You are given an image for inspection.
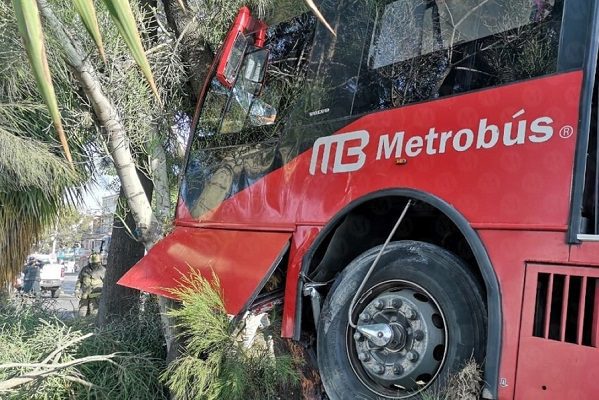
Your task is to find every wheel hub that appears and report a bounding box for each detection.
[356,323,394,347]
[351,287,446,395]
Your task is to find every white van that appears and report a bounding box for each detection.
[39,263,64,298]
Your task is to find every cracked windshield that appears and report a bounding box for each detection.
[182,13,315,218]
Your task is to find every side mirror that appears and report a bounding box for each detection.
[216,7,267,88]
[216,7,251,87]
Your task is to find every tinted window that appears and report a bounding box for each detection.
[370,0,544,68]
[354,0,562,112]
[297,0,371,123]
[296,0,562,120]
[582,69,598,234]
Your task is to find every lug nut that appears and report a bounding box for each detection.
[374,364,385,374]
[374,299,384,310]
[405,308,417,320]
[393,364,404,375]
[391,298,403,309]
[407,351,419,362]
[413,330,424,341]
[359,312,371,322]
[358,352,370,362]
[353,331,362,341]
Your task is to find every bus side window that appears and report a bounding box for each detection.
[297,0,371,124]
[352,0,562,115]
[194,80,229,140]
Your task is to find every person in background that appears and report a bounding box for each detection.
[75,253,106,317]
[22,257,41,297]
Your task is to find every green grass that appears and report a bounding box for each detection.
[1,274,302,399]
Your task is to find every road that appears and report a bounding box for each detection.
[55,273,79,316]
[20,273,80,318]
[15,273,101,319]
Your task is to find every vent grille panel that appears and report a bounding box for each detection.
[532,273,598,347]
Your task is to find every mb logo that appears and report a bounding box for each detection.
[309,130,369,175]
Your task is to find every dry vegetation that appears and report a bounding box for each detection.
[422,358,483,400]
[0,296,166,399]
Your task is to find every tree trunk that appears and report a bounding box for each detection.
[161,0,214,100]
[97,170,153,325]
[158,0,216,362]
[150,140,171,228]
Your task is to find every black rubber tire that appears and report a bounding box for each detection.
[51,289,61,298]
[317,240,487,400]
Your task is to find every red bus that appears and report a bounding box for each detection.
[120,1,599,398]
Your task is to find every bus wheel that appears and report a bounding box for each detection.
[317,241,486,399]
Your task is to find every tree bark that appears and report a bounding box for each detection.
[97,170,153,325]
[150,141,171,228]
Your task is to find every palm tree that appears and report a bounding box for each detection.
[0,0,177,289]
[0,131,79,288]
[2,0,186,356]
[0,0,87,286]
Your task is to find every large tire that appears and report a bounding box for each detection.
[317,241,486,400]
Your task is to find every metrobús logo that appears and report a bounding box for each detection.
[309,109,572,176]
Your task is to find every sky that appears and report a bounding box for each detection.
[81,174,118,214]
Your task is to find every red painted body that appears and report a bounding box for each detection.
[120,69,599,399]
[516,262,599,398]
[179,72,583,229]
[118,227,290,315]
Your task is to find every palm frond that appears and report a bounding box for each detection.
[73,0,107,63]
[0,126,76,192]
[0,189,64,286]
[0,124,80,287]
[12,0,73,165]
[102,0,160,100]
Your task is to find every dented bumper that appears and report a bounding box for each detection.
[118,227,290,315]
